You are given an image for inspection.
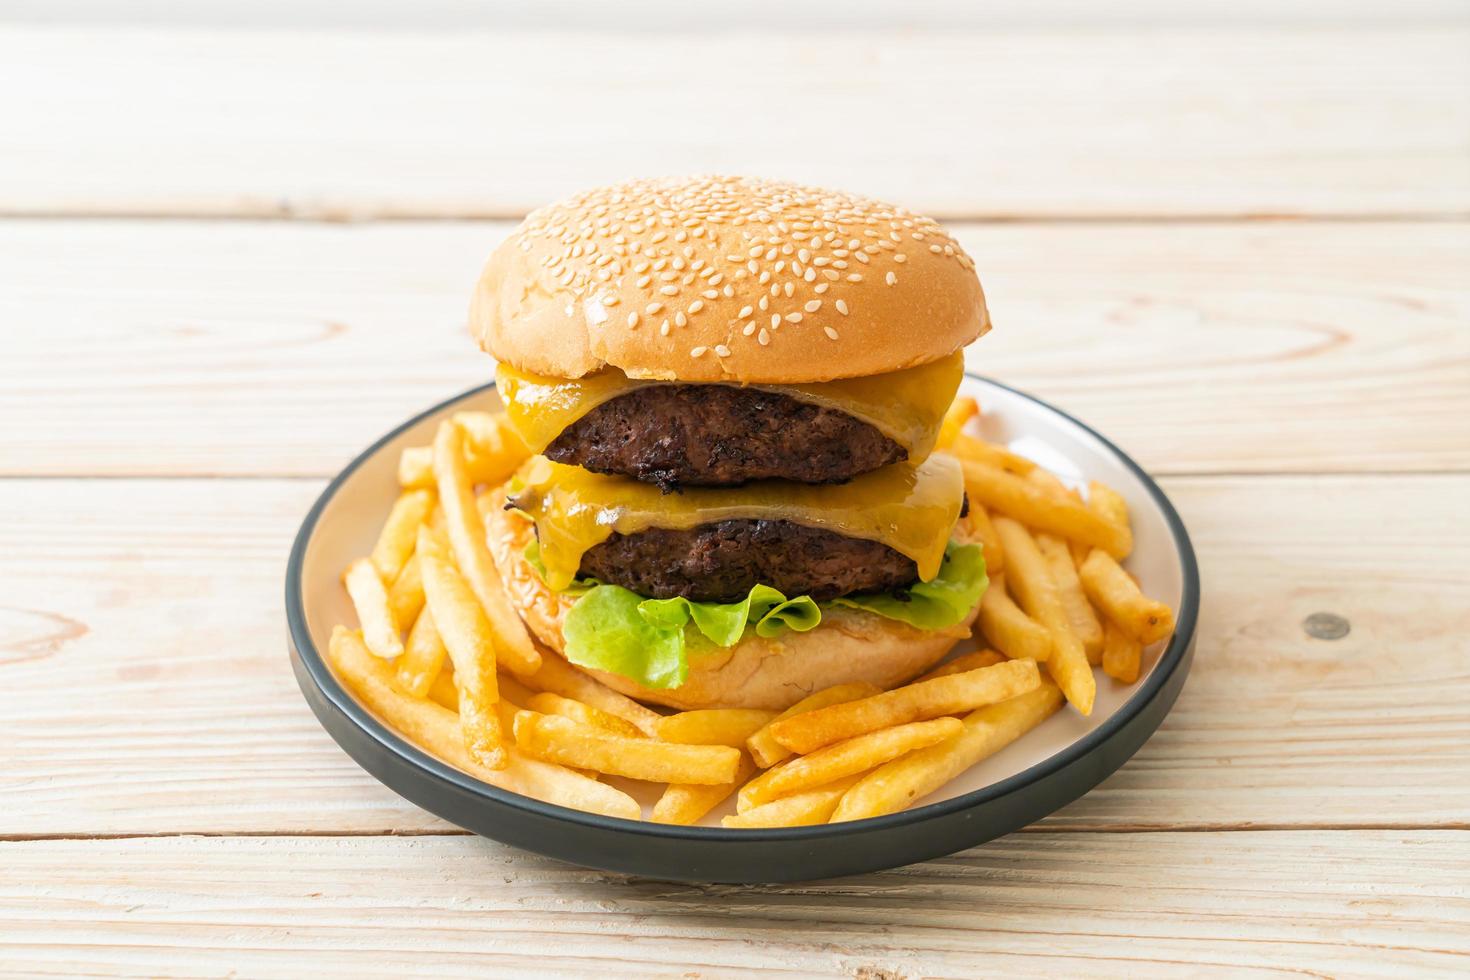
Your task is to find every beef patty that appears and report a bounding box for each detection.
[544,384,905,489]
[576,519,919,603]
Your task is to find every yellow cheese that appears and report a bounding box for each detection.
[511,454,965,591]
[495,352,964,460]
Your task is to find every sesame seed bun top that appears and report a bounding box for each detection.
[470,175,990,383]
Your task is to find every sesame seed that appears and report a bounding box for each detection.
[742,321,756,336]
[758,328,771,345]
[627,312,640,328]
[893,253,907,263]
[848,273,864,282]
[738,305,753,318]
[646,302,663,315]
[660,320,671,336]
[759,295,770,311]
[690,346,707,357]
[783,282,794,297]
[675,311,688,327]
[785,312,802,323]
[835,299,849,315]
[824,326,840,340]
[814,282,830,294]
[714,344,731,357]
[660,285,679,296]
[688,300,705,313]
[886,271,898,286]
[636,275,652,288]
[929,244,943,254]
[805,300,822,313]
[770,313,781,328]
[703,289,719,300]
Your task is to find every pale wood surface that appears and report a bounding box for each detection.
[3,18,1468,977]
[0,27,1466,220]
[3,832,1468,978]
[3,219,1467,477]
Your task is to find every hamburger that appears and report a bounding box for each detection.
[473,176,992,711]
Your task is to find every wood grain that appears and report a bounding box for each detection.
[3,474,1466,837]
[2,219,1466,478]
[1,832,1466,977]
[0,27,1465,220]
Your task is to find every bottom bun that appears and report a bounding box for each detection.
[485,487,980,711]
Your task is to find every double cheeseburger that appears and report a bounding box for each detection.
[474,176,992,711]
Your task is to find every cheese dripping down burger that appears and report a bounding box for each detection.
[474,176,992,710]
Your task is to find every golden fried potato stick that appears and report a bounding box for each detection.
[432,420,540,675]
[328,627,637,819]
[744,682,883,769]
[1036,532,1105,664]
[652,752,758,826]
[419,554,506,769]
[936,396,979,450]
[395,604,448,698]
[832,681,1065,822]
[958,458,1130,559]
[513,711,741,784]
[1102,621,1142,683]
[768,659,1040,755]
[950,433,1037,476]
[656,709,777,748]
[398,445,435,490]
[977,580,1053,663]
[387,554,426,628]
[722,774,863,828]
[739,717,963,812]
[527,692,647,739]
[370,488,436,582]
[913,649,1008,684]
[967,501,1005,577]
[341,558,403,659]
[1079,549,1175,645]
[520,650,665,736]
[992,518,1095,716]
[452,410,532,488]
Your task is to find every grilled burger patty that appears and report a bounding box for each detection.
[576,519,919,603]
[543,384,905,489]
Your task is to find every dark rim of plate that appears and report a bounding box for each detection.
[286,373,1201,841]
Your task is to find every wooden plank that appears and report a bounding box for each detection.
[2,219,1466,477]
[2,474,1466,836]
[0,27,1465,219]
[1,832,1466,977]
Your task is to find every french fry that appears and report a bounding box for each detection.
[913,649,1008,684]
[721,774,863,828]
[398,445,435,490]
[341,558,403,659]
[1102,621,1142,683]
[1079,549,1175,645]
[992,518,1095,716]
[396,605,448,698]
[521,651,664,736]
[1025,467,1074,500]
[528,692,646,739]
[1036,533,1105,664]
[936,396,979,450]
[656,709,776,748]
[513,711,741,784]
[958,458,1130,558]
[414,523,451,564]
[652,752,758,826]
[369,489,436,582]
[427,663,458,711]
[968,502,1005,577]
[419,554,505,769]
[744,682,883,769]
[768,659,1040,755]
[739,717,963,811]
[327,627,637,819]
[978,580,1053,662]
[951,433,1036,475]
[387,554,426,627]
[832,681,1065,822]
[432,420,540,675]
[1087,480,1133,559]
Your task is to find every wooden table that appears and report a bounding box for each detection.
[3,19,1468,977]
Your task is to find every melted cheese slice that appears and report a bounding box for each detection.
[496,352,964,460]
[512,454,965,591]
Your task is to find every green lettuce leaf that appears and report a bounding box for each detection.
[526,541,986,690]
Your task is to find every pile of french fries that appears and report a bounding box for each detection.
[327,397,1175,827]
